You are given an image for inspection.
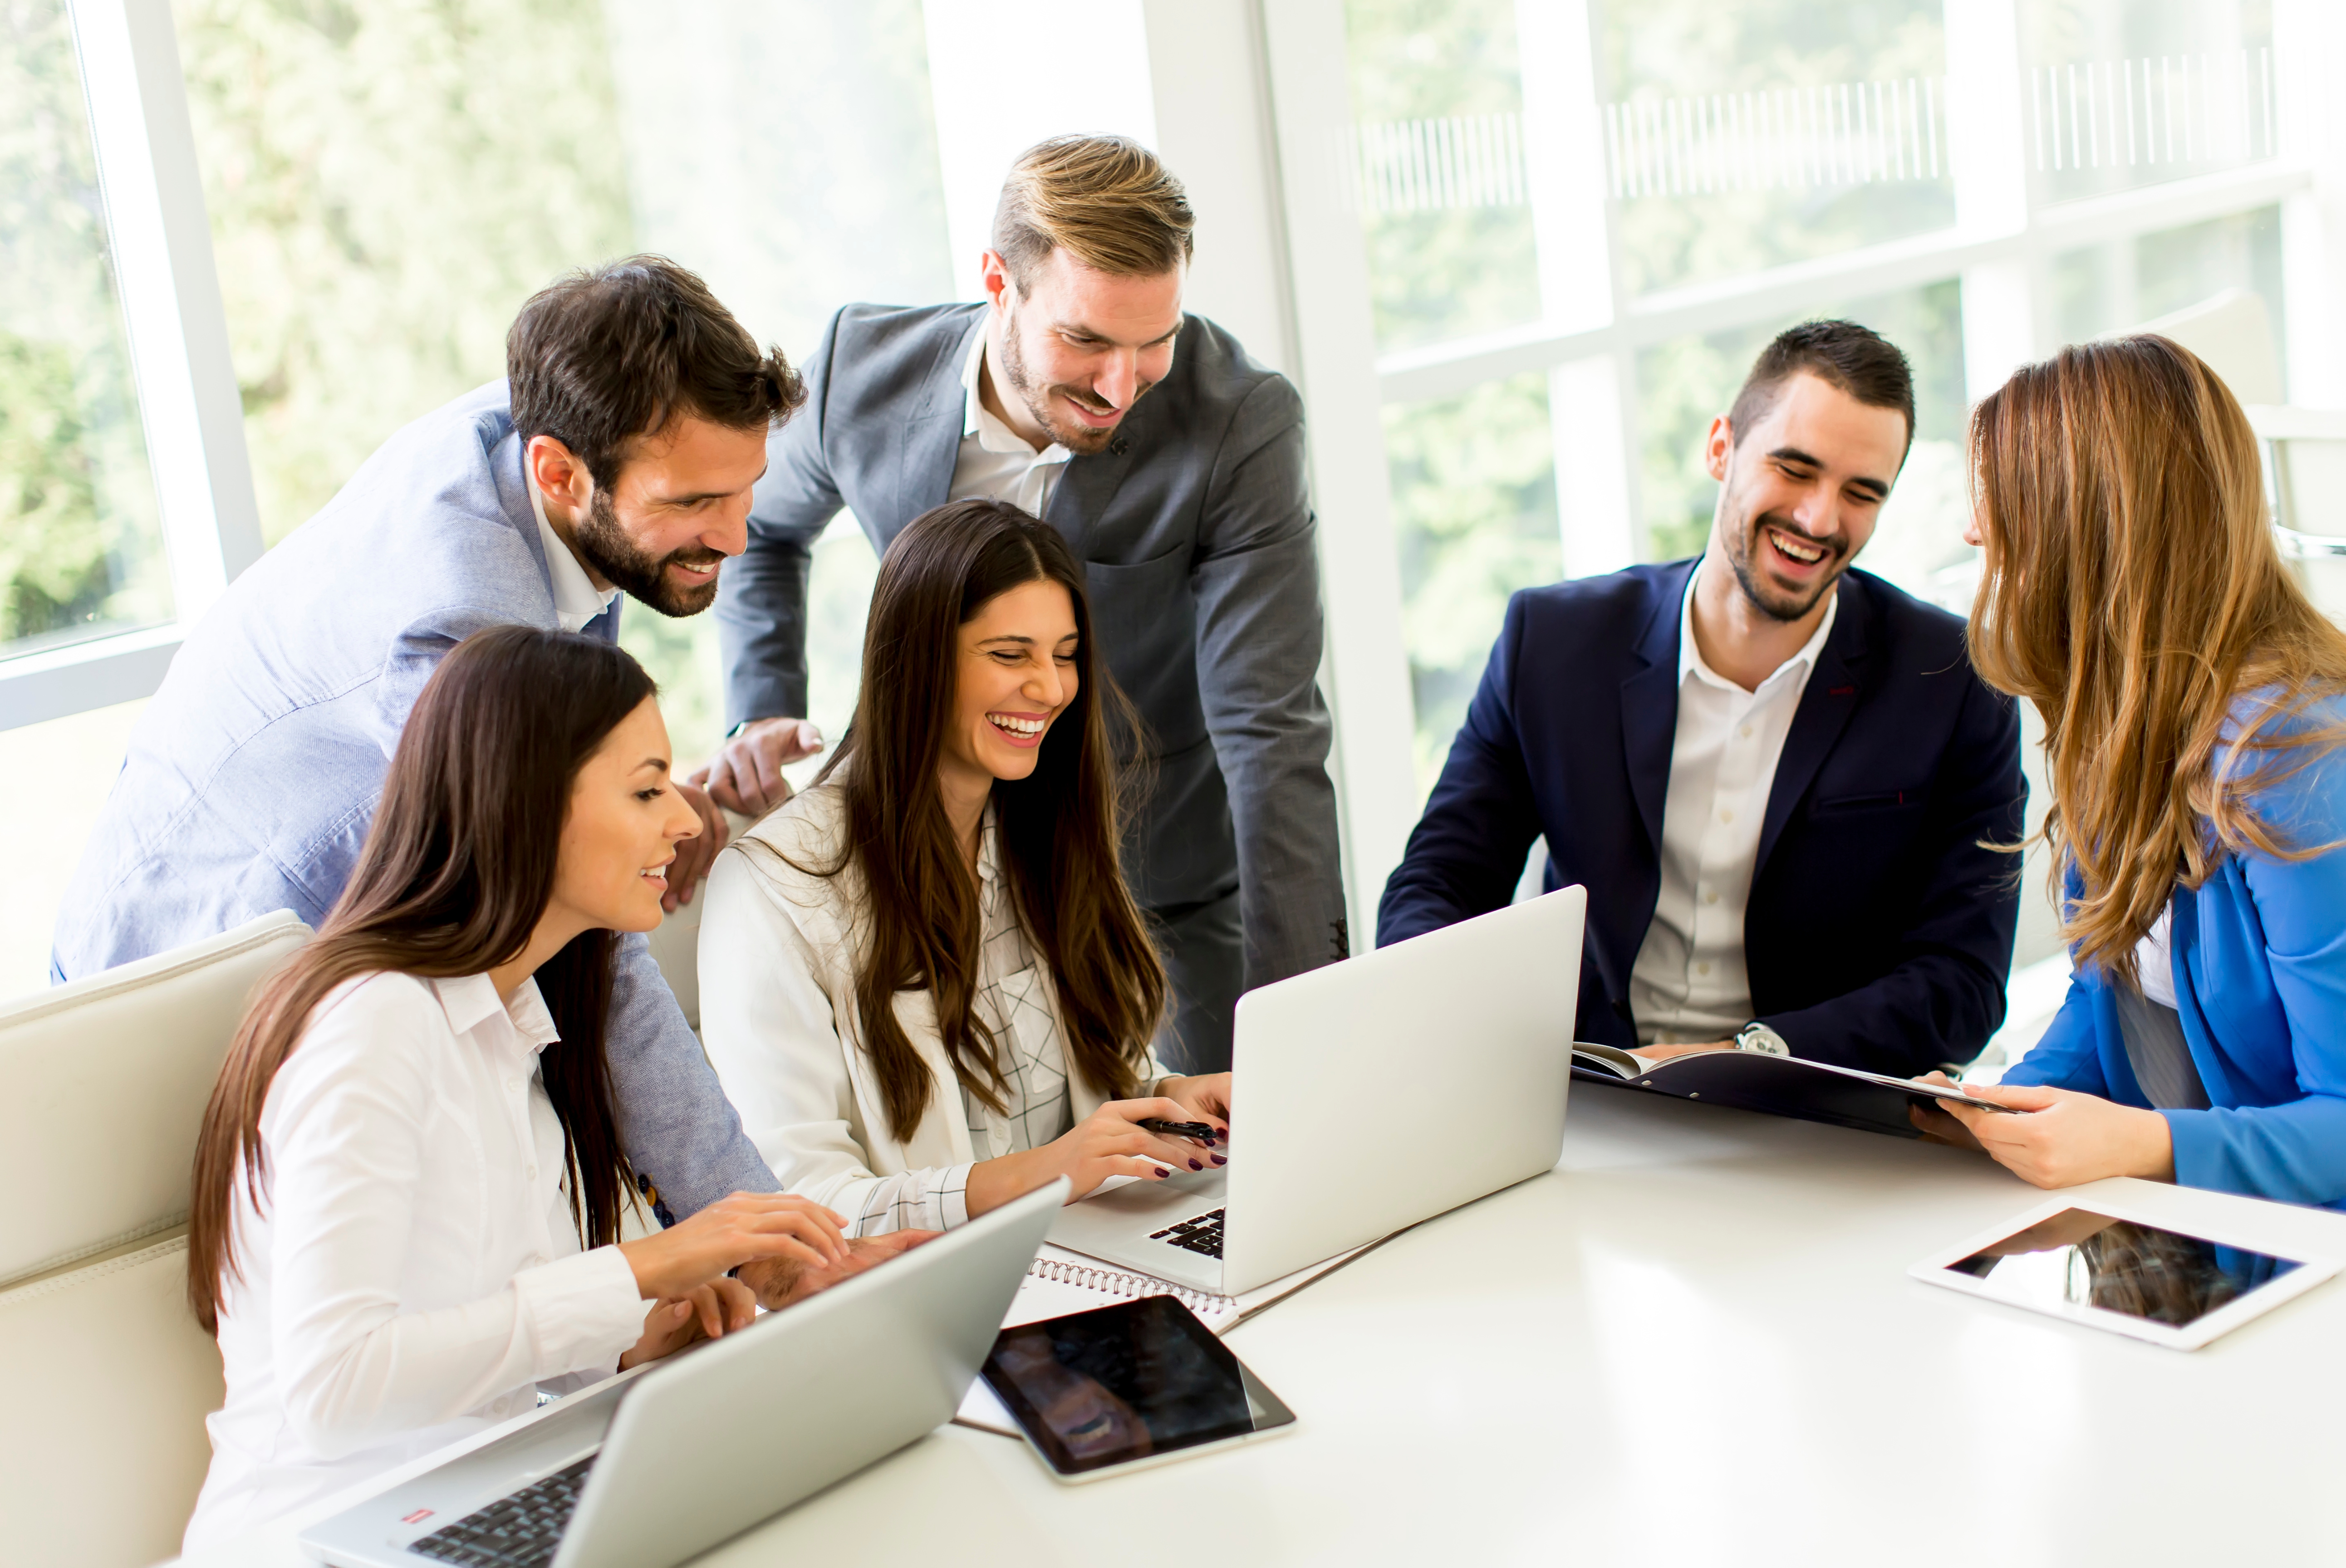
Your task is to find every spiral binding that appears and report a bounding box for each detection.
[1028,1255,1237,1320]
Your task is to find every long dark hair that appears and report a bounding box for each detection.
[188,626,656,1332]
[785,498,1167,1141]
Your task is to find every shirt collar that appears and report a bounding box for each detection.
[975,803,1002,905]
[527,475,623,633]
[431,972,563,1054]
[1677,558,1840,695]
[961,326,1073,467]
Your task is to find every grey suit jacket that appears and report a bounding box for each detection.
[717,302,1348,990]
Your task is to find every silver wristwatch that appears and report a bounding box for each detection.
[1735,1022,1790,1057]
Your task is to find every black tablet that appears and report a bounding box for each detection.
[979,1295,1298,1480]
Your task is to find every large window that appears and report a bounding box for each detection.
[172,0,951,767]
[5,0,2341,993]
[1299,0,2318,935]
[2,0,169,660]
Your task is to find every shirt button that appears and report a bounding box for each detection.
[1718,808,1734,824]
[508,1078,523,1093]
[1704,891,1720,905]
[1697,961,1713,976]
[525,1165,538,1181]
[530,1254,547,1267]
[1740,725,1754,739]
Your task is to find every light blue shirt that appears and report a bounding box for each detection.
[51,381,776,1218]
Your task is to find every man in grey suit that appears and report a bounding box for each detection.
[702,137,1347,1072]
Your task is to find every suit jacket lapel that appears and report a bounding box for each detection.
[1618,561,1692,859]
[890,314,984,534]
[1756,576,1873,875]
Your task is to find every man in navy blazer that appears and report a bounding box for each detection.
[1379,322,2023,1077]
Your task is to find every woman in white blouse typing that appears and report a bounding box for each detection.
[181,626,855,1549]
[699,499,1232,1235]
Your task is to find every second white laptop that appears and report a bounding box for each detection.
[1050,885,1585,1296]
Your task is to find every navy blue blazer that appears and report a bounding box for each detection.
[1378,561,2025,1077]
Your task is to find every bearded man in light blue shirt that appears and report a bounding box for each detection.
[53,258,853,1286]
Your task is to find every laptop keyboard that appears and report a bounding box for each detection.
[407,1456,594,1568]
[1150,1207,1226,1258]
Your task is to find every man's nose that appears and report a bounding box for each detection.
[708,494,753,557]
[1095,349,1139,410]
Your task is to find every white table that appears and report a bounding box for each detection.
[192,1084,2346,1567]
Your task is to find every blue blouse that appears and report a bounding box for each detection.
[2005,698,2346,1209]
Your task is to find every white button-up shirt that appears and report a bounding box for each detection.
[947,326,1073,518]
[183,971,649,1551]
[1629,564,1839,1045]
[528,477,622,632]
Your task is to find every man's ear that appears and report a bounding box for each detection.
[979,250,1016,314]
[1703,415,1735,483]
[526,434,593,512]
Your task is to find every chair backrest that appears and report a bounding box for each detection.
[2129,286,2286,406]
[2244,405,2346,628]
[0,911,311,1568]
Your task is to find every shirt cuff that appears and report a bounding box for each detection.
[933,1163,974,1230]
[514,1246,649,1376]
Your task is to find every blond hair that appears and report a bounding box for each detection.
[991,136,1194,284]
[1968,334,2346,984]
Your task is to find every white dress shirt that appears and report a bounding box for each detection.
[1629,564,1839,1045]
[183,971,649,1551]
[2137,902,2179,1009]
[698,783,1164,1237]
[947,326,1073,517]
[527,477,622,632]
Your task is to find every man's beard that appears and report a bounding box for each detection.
[571,489,725,617]
[997,309,1152,457]
[1721,500,1851,624]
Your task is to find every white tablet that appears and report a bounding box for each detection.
[1910,1193,2339,1350]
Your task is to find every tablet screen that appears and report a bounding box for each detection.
[980,1295,1295,1476]
[1942,1208,2306,1328]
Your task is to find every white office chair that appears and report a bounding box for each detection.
[0,911,311,1568]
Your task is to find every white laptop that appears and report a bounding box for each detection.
[1051,886,1585,1296]
[299,1178,1067,1568]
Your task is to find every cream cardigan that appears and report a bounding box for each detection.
[696,783,1162,1231]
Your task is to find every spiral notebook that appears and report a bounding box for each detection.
[952,1240,1374,1436]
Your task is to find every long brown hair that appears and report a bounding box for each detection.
[188,626,656,1332]
[1967,334,2346,983]
[777,498,1166,1141]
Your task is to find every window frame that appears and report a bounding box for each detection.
[0,0,259,730]
[1257,0,2346,940]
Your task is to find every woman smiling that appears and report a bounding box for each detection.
[698,499,1231,1235]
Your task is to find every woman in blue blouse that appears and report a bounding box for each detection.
[1916,334,2346,1208]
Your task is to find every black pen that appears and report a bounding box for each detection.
[1140,1117,1220,1142]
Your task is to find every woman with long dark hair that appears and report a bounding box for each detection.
[1916,336,2346,1205]
[182,626,851,1548]
[698,499,1230,1234]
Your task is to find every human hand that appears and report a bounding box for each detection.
[617,1191,848,1302]
[1156,1072,1233,1128]
[689,717,825,819]
[738,1230,938,1311]
[618,1277,758,1369]
[1907,1071,1986,1148]
[970,1098,1227,1213]
[1933,1081,2175,1188]
[658,779,727,913]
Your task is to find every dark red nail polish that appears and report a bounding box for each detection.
[1211,1155,1227,1165]
[1188,1158,1202,1170]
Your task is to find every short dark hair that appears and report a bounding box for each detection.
[506,255,805,490]
[1727,319,1915,452]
